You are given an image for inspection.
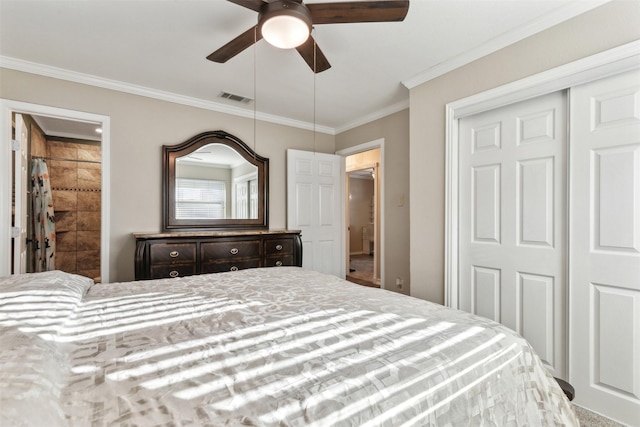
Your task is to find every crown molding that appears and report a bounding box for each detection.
[335,99,409,134]
[0,56,336,135]
[401,0,611,90]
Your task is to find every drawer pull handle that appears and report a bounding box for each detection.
[169,270,179,278]
[169,251,179,258]
[230,266,239,271]
[275,244,283,251]
[230,248,239,255]
[275,260,283,266]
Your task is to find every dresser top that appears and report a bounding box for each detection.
[134,229,301,239]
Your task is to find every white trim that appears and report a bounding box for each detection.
[0,105,12,276]
[444,105,459,308]
[0,56,335,136]
[402,0,611,90]
[444,40,640,310]
[0,99,111,283]
[336,138,385,289]
[337,138,384,156]
[335,100,409,134]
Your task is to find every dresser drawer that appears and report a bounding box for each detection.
[264,238,294,256]
[135,231,302,281]
[201,240,260,260]
[264,254,294,267]
[150,263,197,279]
[201,258,261,274]
[150,243,196,264]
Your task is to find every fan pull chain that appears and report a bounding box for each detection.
[253,25,257,159]
[313,31,317,155]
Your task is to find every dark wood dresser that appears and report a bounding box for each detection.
[134,230,302,280]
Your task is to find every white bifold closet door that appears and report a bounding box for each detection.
[458,91,568,378]
[569,69,640,424]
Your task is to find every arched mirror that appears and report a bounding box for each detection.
[163,131,268,231]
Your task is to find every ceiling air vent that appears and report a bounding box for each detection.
[218,91,253,104]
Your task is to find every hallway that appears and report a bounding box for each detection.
[346,254,378,288]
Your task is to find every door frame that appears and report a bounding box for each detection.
[337,138,385,288]
[0,99,111,282]
[445,40,640,309]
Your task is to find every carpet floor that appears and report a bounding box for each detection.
[573,405,625,426]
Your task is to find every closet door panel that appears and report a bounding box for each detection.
[594,146,639,251]
[472,266,501,322]
[570,69,640,426]
[519,272,554,367]
[459,91,567,377]
[594,285,639,395]
[472,164,501,243]
[518,157,555,246]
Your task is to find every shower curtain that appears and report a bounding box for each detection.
[31,159,56,271]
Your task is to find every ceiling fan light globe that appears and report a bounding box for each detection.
[262,15,310,49]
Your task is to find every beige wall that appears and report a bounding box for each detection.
[0,69,335,282]
[3,1,637,294]
[409,0,640,304]
[336,109,410,295]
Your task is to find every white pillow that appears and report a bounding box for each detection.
[0,271,94,332]
[0,270,93,297]
[0,271,91,426]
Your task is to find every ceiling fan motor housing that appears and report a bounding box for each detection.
[259,1,313,48]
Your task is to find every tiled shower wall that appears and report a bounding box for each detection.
[30,129,102,281]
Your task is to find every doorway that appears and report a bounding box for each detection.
[22,114,103,280]
[0,100,110,282]
[346,167,377,287]
[341,145,382,288]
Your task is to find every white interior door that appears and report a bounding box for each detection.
[287,149,345,278]
[13,114,28,274]
[569,69,640,425]
[458,91,567,378]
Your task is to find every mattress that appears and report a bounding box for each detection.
[0,268,578,426]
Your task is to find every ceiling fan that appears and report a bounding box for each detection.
[207,0,410,73]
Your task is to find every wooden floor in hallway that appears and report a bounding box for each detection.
[346,254,378,288]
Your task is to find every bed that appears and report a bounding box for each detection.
[0,268,578,426]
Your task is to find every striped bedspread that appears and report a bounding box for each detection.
[0,268,578,426]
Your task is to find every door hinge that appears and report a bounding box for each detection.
[11,227,20,238]
[11,139,20,151]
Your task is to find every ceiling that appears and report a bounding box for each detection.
[30,115,102,142]
[0,0,606,137]
[179,143,251,168]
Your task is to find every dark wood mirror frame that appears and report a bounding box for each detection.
[162,130,269,231]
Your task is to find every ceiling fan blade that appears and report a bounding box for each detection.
[226,0,266,12]
[296,36,331,73]
[207,26,263,63]
[307,1,409,24]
